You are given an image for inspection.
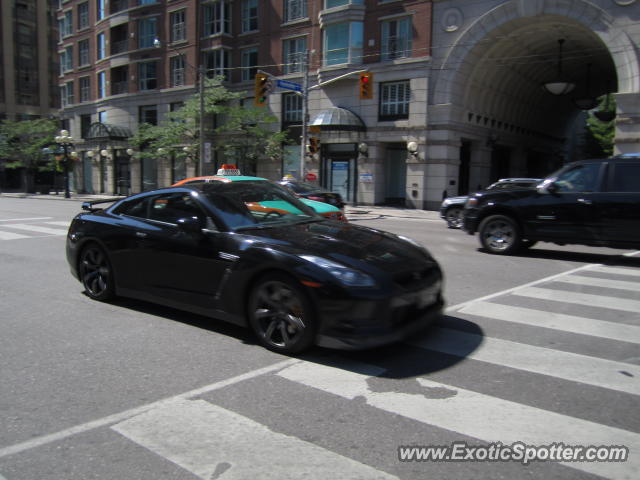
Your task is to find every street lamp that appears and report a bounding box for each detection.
[154,38,206,176]
[54,129,75,198]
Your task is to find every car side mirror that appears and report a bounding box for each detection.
[537,181,558,194]
[176,216,203,234]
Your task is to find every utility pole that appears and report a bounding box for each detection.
[300,50,309,180]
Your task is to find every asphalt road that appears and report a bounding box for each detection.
[1,196,638,480]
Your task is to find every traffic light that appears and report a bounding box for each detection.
[307,137,320,154]
[254,73,270,107]
[359,72,373,99]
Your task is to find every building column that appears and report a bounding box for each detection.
[614,92,640,155]
[92,157,101,194]
[469,145,492,191]
[423,141,462,210]
[130,156,141,194]
[356,142,383,206]
[104,155,115,195]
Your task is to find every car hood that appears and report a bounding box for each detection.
[240,221,437,274]
[470,188,539,204]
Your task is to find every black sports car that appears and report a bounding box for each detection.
[278,180,346,209]
[66,180,444,353]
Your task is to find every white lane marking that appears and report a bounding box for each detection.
[0,230,30,240]
[2,224,67,235]
[411,328,640,395]
[112,399,397,480]
[0,217,52,222]
[556,275,640,292]
[515,287,640,314]
[44,221,70,227]
[592,266,640,278]
[458,301,640,344]
[0,359,298,459]
[446,251,640,313]
[278,361,640,480]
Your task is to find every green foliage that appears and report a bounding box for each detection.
[0,118,58,171]
[129,75,290,170]
[585,94,615,157]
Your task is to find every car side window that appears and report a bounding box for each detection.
[148,193,207,225]
[113,197,149,218]
[555,164,601,193]
[610,164,640,192]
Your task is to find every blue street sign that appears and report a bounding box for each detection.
[276,79,303,92]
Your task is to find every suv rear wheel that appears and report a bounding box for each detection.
[479,215,522,255]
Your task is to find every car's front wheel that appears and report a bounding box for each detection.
[79,244,115,301]
[247,273,316,353]
[445,207,464,229]
[479,215,522,254]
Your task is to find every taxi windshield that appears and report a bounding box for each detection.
[199,180,321,230]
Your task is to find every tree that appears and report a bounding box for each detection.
[129,75,290,174]
[584,94,616,158]
[0,118,58,192]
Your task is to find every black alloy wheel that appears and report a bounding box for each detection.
[445,207,464,229]
[478,214,522,255]
[79,244,115,301]
[248,273,316,353]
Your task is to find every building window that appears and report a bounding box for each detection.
[97,32,105,60]
[203,49,230,80]
[241,47,257,81]
[97,71,106,98]
[170,10,186,42]
[78,2,89,29]
[96,0,105,21]
[138,18,157,49]
[325,0,363,8]
[323,22,363,66]
[111,66,128,94]
[241,0,258,33]
[284,0,307,22]
[283,36,306,74]
[138,61,157,90]
[61,81,74,107]
[381,17,412,60]
[170,102,184,112]
[170,56,185,87]
[139,105,158,125]
[282,92,302,124]
[139,0,158,4]
[80,114,91,138]
[60,46,73,74]
[79,76,90,102]
[59,10,73,39]
[379,81,410,120]
[78,39,90,66]
[203,1,231,36]
[98,110,107,123]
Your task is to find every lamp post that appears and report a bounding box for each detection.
[54,129,75,198]
[154,38,205,176]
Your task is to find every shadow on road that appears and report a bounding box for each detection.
[478,247,640,266]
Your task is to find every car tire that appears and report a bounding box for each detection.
[478,215,522,255]
[79,243,115,301]
[445,207,464,229]
[247,273,316,354]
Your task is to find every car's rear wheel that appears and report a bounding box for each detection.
[79,244,115,301]
[479,215,522,255]
[445,207,464,229]
[248,273,316,353]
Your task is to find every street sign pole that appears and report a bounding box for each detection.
[300,50,309,181]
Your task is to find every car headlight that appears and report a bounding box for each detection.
[299,255,376,287]
[466,197,478,207]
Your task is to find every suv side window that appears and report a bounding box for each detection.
[555,163,601,193]
[610,163,640,192]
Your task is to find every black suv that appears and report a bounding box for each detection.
[463,154,640,254]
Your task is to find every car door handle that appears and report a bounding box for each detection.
[135,231,148,238]
[577,198,592,205]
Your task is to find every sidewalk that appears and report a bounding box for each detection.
[1,191,441,220]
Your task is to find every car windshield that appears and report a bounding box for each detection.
[487,179,540,190]
[282,181,322,194]
[199,180,321,230]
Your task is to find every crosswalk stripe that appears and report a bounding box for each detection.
[591,266,640,278]
[0,230,30,240]
[112,398,397,480]
[278,361,640,480]
[514,286,640,313]
[2,224,67,235]
[410,328,640,395]
[0,217,52,222]
[555,275,640,292]
[457,301,640,344]
[44,221,70,227]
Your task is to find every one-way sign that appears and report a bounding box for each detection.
[277,79,303,92]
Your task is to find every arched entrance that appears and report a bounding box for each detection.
[426,0,639,207]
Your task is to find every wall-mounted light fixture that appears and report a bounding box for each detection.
[358,142,368,156]
[407,141,418,157]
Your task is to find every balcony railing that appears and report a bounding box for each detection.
[111,40,129,55]
[111,81,128,95]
